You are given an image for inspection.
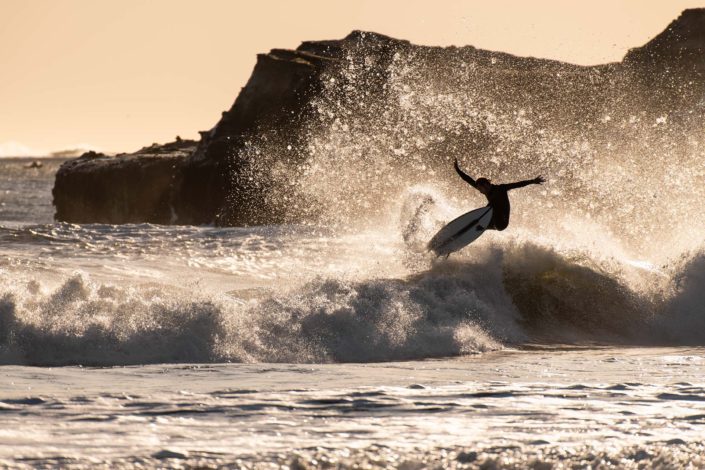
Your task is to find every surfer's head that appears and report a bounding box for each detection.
[476,178,491,194]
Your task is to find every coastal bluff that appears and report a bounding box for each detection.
[53,9,705,226]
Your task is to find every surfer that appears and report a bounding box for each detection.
[426,160,545,257]
[454,159,544,231]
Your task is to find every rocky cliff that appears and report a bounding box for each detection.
[53,9,705,227]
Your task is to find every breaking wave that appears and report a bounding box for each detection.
[3,231,705,366]
[0,266,508,366]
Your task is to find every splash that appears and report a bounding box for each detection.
[234,35,705,263]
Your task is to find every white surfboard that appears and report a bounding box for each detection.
[427,206,493,256]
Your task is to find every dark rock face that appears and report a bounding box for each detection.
[53,9,705,226]
[174,48,338,225]
[625,9,705,72]
[53,141,194,224]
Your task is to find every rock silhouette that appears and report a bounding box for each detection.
[53,9,705,226]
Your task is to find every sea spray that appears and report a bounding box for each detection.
[228,35,705,263]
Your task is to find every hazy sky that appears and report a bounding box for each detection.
[1,0,702,155]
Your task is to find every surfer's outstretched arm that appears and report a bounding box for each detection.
[454,159,477,188]
[501,176,545,191]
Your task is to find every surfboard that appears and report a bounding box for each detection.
[427,206,493,257]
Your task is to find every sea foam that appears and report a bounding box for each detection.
[3,232,705,366]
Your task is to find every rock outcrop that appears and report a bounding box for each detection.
[53,9,705,226]
[53,140,195,224]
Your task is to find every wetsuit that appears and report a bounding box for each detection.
[454,161,537,231]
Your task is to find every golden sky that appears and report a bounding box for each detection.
[0,0,702,155]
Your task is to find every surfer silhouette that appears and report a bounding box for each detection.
[427,160,545,257]
[453,159,545,231]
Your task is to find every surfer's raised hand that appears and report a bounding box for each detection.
[533,176,546,184]
[453,159,478,188]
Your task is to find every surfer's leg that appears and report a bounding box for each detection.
[494,220,509,231]
[489,215,508,231]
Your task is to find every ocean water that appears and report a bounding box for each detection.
[1,157,705,468]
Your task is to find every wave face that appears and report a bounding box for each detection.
[0,275,230,366]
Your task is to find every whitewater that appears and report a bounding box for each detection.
[1,156,705,468]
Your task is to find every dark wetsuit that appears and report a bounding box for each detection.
[454,161,537,231]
